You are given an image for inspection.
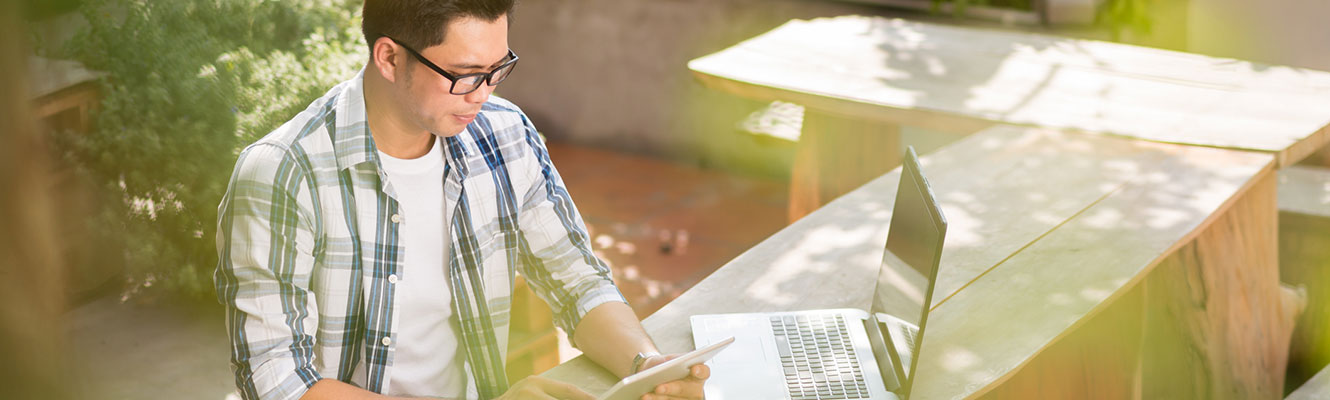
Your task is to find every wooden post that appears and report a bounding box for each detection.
[1138,174,1294,398]
[788,110,901,222]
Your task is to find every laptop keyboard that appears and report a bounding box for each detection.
[898,322,918,361]
[770,314,871,400]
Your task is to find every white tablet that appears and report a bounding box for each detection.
[597,336,735,400]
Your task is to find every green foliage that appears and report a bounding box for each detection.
[929,0,1036,17]
[57,0,365,300]
[1096,0,1153,39]
[925,0,1152,37]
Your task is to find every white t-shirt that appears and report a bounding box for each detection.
[376,137,468,398]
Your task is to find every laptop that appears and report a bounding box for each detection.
[691,146,947,400]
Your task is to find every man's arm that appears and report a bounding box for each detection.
[510,116,708,399]
[572,302,709,400]
[215,144,327,400]
[571,302,659,377]
[301,380,394,400]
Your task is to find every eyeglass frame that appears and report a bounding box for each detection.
[385,36,519,95]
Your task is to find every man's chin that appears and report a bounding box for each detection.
[432,124,468,138]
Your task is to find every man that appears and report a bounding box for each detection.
[214,1,708,399]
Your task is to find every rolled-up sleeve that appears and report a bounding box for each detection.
[512,118,626,340]
[214,143,323,400]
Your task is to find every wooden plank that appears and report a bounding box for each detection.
[977,283,1146,400]
[1288,366,1330,400]
[1139,175,1291,399]
[689,16,1330,167]
[544,125,1274,399]
[32,83,99,120]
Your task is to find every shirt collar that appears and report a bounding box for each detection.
[331,67,475,178]
[332,67,376,172]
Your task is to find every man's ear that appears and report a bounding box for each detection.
[371,36,401,84]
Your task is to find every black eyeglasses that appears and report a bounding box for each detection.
[387,36,518,95]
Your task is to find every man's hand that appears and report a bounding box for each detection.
[636,354,710,400]
[498,375,596,400]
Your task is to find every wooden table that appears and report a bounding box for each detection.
[688,16,1330,221]
[545,125,1298,398]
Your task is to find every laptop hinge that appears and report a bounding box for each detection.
[864,314,902,392]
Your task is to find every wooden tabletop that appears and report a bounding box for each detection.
[544,124,1273,398]
[688,16,1330,168]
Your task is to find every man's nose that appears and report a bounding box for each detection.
[464,83,494,104]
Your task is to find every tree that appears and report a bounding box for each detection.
[56,0,365,300]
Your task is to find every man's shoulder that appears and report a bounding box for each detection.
[232,80,350,185]
[250,82,345,154]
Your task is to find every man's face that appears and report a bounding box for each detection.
[396,15,510,137]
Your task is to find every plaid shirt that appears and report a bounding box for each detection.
[214,69,625,400]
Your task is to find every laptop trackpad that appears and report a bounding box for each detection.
[706,360,786,400]
[698,317,787,399]
[699,316,773,363]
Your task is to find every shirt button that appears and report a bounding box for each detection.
[382,336,392,346]
[391,214,402,223]
[388,274,398,284]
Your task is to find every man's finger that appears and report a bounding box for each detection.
[689,364,710,380]
[653,379,705,399]
[642,391,704,400]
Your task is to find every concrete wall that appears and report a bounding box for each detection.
[1188,0,1330,72]
[503,0,895,179]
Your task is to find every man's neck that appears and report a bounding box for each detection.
[363,65,436,160]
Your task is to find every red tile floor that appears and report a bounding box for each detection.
[546,141,790,318]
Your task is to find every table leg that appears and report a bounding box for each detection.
[788,111,901,222]
[1138,173,1296,398]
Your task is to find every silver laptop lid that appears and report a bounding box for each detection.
[868,146,947,399]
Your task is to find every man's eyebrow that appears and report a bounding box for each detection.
[446,54,508,71]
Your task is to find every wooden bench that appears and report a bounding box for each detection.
[506,276,568,381]
[545,124,1295,398]
[688,16,1330,221]
[1279,165,1330,388]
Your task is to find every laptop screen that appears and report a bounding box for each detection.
[868,147,947,397]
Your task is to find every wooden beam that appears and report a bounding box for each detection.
[979,283,1146,400]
